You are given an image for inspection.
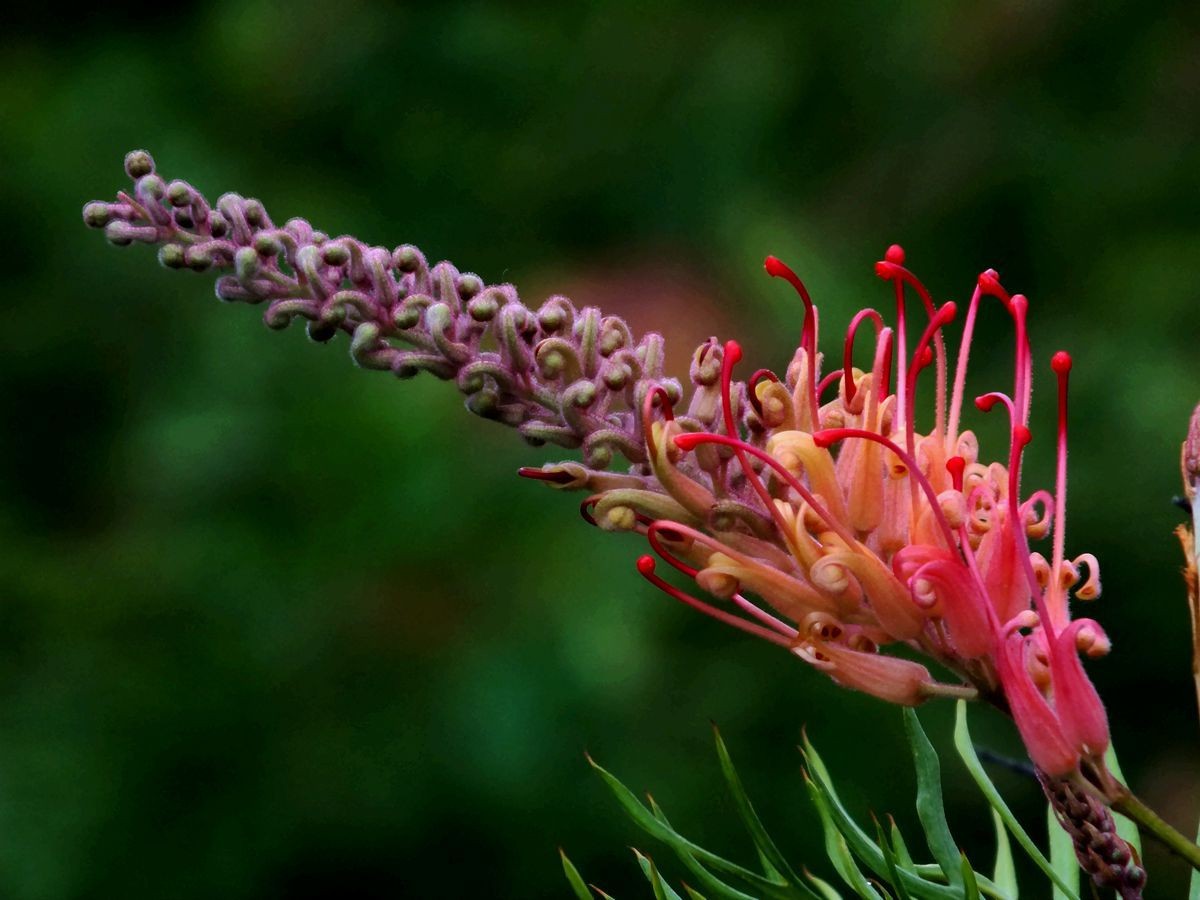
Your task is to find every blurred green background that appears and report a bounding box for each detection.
[3,2,1199,897]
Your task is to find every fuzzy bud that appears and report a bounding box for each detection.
[123,149,155,179]
[82,202,111,229]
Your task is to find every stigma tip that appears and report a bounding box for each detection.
[1051,351,1072,374]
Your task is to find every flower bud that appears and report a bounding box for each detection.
[166,180,192,207]
[82,202,111,228]
[457,273,483,300]
[157,243,186,269]
[393,244,423,273]
[123,149,155,179]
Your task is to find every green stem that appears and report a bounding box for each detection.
[1112,790,1200,872]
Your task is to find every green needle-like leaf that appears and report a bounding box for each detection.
[561,848,595,900]
[1047,803,1081,900]
[952,701,1079,900]
[902,709,963,889]
[889,819,915,869]
[960,854,982,900]
[805,775,883,900]
[647,796,769,900]
[990,809,1018,899]
[712,725,801,884]
[804,869,846,900]
[635,849,686,900]
[875,820,914,900]
[587,754,802,899]
[682,885,709,900]
[1102,742,1143,859]
[802,737,962,900]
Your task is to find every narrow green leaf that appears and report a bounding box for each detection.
[561,848,594,900]
[889,819,914,869]
[902,709,963,889]
[635,849,685,900]
[960,855,982,900]
[1047,803,1080,900]
[802,737,963,900]
[682,886,709,900]
[1189,814,1200,900]
[805,775,884,900]
[712,725,801,884]
[990,809,1018,899]
[952,701,1079,900]
[647,796,774,900]
[1102,742,1143,859]
[593,888,619,900]
[875,820,913,900]
[909,864,1011,898]
[804,869,846,900]
[909,864,1011,900]
[587,755,800,900]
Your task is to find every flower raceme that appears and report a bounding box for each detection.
[83,151,1109,781]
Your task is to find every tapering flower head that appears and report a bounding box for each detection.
[84,152,1113,781]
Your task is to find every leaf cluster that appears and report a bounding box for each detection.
[564,702,1098,900]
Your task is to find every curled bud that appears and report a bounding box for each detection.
[157,244,186,269]
[457,273,484,300]
[166,180,192,207]
[82,202,111,228]
[393,244,423,273]
[124,149,155,179]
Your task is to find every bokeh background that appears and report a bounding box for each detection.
[3,2,1199,897]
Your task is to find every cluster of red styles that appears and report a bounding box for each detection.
[558,245,1110,783]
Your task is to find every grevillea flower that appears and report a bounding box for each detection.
[83,150,1125,837]
[618,246,1114,783]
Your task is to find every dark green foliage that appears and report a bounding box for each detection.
[572,712,1048,898]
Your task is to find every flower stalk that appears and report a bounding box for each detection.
[1110,788,1200,873]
